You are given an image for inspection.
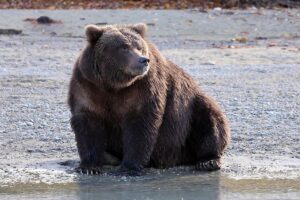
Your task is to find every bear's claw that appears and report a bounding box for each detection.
[195,159,221,171]
[75,166,102,175]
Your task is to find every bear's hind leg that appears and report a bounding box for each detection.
[188,128,223,171]
[188,95,230,171]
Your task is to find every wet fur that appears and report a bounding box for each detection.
[68,24,230,175]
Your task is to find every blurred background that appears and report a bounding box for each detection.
[0,0,300,9]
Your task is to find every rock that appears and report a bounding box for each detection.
[146,22,156,26]
[24,16,62,24]
[37,16,55,24]
[203,61,216,65]
[213,7,222,11]
[50,32,57,36]
[232,37,248,43]
[95,22,108,25]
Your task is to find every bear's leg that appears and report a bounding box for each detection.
[189,96,230,171]
[109,114,160,176]
[71,113,107,175]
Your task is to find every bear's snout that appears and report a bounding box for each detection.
[134,58,149,75]
[138,57,150,65]
[124,56,150,76]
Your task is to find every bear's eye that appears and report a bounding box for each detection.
[136,46,142,51]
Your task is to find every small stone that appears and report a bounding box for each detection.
[95,22,108,25]
[213,7,222,11]
[203,61,216,65]
[146,22,156,26]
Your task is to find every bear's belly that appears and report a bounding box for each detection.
[105,123,123,160]
[150,134,195,168]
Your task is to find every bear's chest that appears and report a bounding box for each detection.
[85,87,143,121]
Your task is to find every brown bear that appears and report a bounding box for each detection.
[68,23,230,176]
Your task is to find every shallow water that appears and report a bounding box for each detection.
[0,9,300,199]
[1,170,300,200]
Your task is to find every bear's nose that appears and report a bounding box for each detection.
[138,57,150,64]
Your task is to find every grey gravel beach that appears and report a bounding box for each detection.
[0,9,300,200]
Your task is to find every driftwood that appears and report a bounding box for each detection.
[0,29,22,35]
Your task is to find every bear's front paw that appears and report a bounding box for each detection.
[75,165,103,175]
[108,167,144,176]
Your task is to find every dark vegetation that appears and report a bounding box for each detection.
[0,0,299,9]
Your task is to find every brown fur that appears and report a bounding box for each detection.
[68,23,230,175]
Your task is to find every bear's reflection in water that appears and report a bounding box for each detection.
[75,167,221,200]
[59,159,220,199]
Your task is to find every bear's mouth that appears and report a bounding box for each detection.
[125,64,149,77]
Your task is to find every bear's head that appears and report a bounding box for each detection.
[81,23,150,90]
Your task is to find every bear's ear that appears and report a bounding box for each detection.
[85,24,104,44]
[130,23,147,37]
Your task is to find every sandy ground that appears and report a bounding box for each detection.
[0,9,300,199]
